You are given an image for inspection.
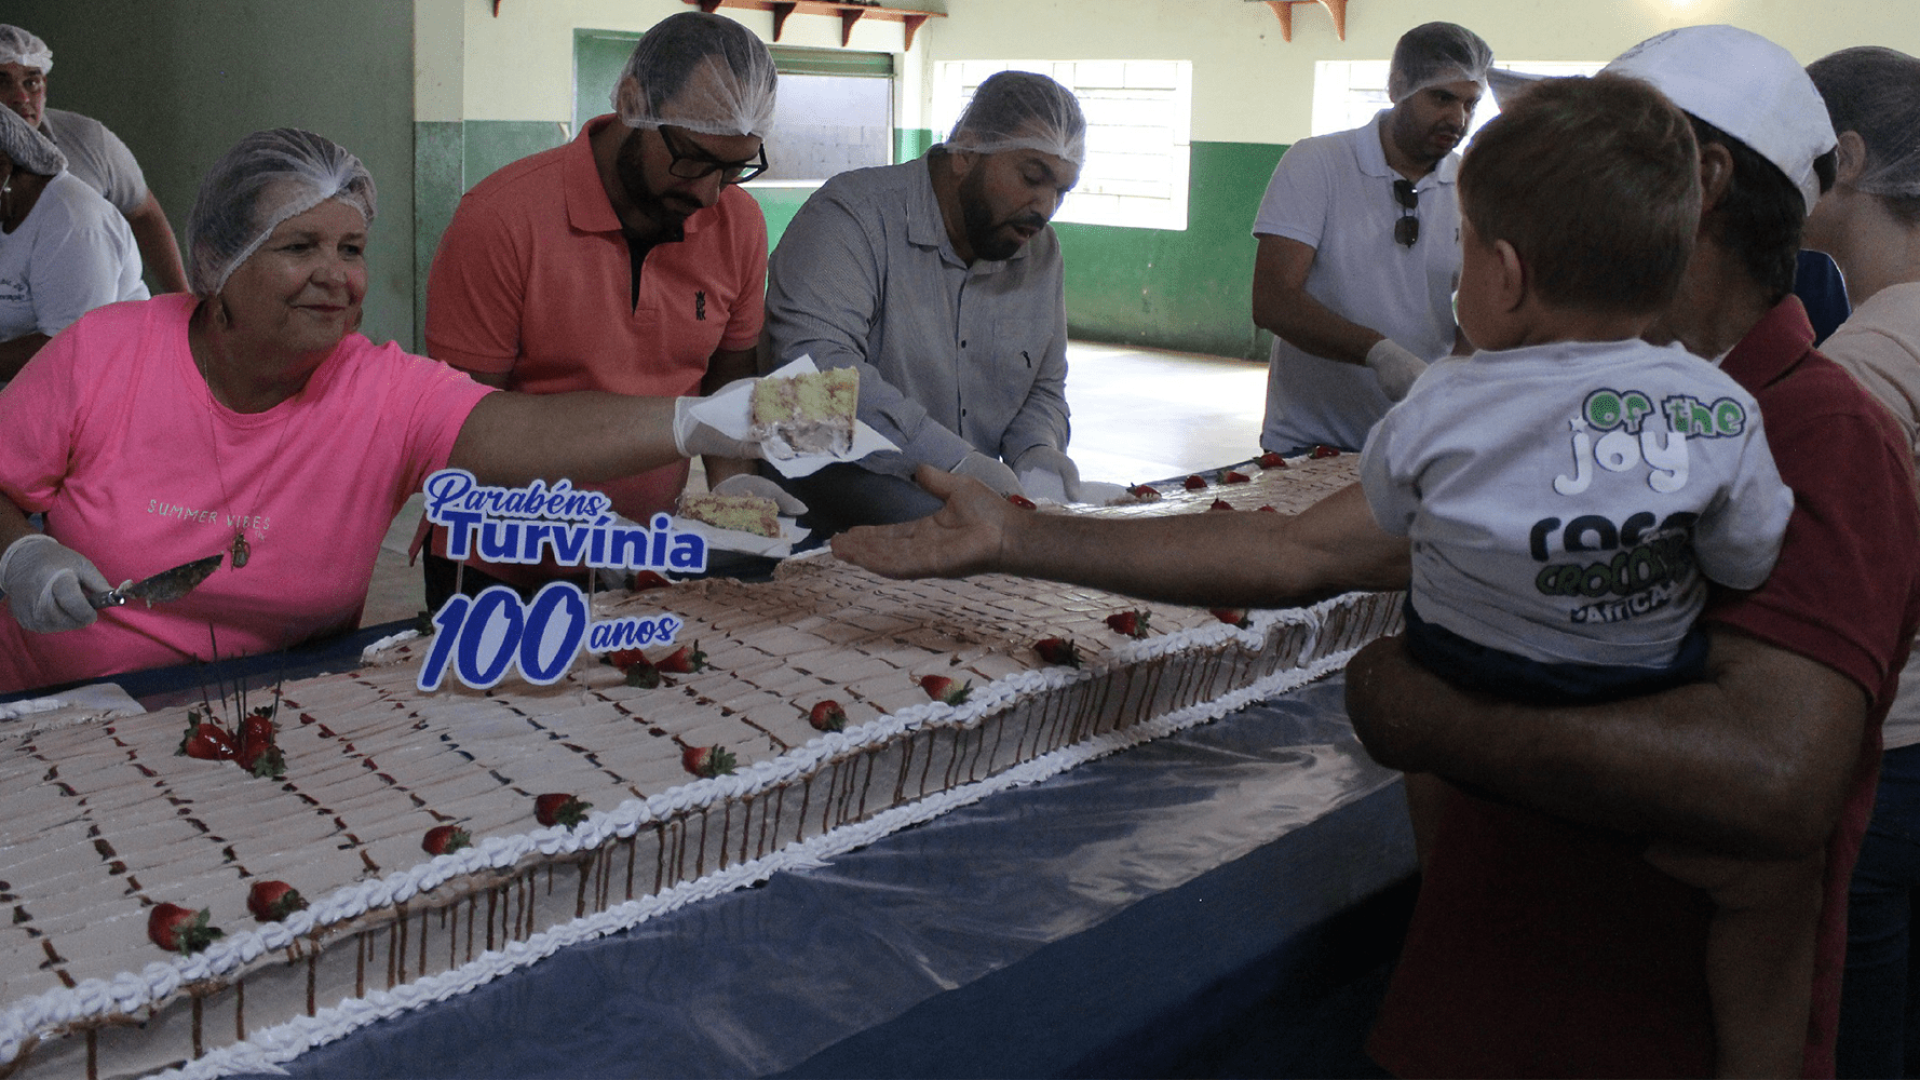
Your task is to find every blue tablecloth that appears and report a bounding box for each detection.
[233,674,1415,1079]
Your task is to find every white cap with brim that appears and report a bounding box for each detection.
[1604,25,1835,215]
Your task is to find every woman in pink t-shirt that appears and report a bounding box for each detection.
[0,129,755,693]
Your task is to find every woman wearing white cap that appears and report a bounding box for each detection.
[1802,44,1920,1080]
[0,103,144,381]
[0,128,759,693]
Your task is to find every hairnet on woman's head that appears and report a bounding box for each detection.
[1388,22,1493,103]
[945,71,1087,166]
[1807,46,1920,199]
[187,129,377,297]
[0,25,52,73]
[611,12,777,139]
[0,104,64,176]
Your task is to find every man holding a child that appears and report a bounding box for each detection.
[835,24,1920,1077]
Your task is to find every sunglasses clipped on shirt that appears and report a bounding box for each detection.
[660,126,769,186]
[1393,178,1419,247]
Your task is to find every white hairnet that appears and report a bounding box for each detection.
[0,103,63,175]
[1388,22,1493,103]
[610,12,777,139]
[944,70,1087,166]
[0,25,51,73]
[1807,46,1920,199]
[187,129,377,297]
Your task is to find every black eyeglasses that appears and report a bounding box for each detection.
[1393,179,1419,247]
[660,126,768,185]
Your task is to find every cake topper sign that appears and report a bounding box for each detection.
[415,470,698,692]
[423,469,706,572]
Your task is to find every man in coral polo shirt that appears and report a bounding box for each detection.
[423,12,775,604]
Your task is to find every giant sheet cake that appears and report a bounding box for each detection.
[0,453,1397,1078]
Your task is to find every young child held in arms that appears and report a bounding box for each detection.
[1358,74,1814,1078]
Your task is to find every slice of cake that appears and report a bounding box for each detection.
[678,491,783,538]
[752,366,858,459]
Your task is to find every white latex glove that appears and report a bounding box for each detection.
[672,395,763,460]
[1364,338,1428,402]
[1011,446,1083,503]
[712,474,810,516]
[952,450,1026,498]
[0,533,111,633]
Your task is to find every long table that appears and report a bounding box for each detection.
[222,670,1416,1079]
[5,547,1416,1076]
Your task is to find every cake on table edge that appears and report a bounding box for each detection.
[0,452,1396,1080]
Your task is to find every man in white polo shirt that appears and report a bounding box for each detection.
[1251,22,1490,452]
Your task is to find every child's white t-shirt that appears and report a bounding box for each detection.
[1358,338,1793,668]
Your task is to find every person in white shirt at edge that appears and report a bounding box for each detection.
[762,71,1083,532]
[0,103,145,382]
[0,24,190,296]
[1251,22,1490,453]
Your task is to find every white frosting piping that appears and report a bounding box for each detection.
[1,592,1393,1075]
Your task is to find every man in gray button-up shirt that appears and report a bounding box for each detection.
[765,71,1085,530]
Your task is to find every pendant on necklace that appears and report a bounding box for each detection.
[231,530,251,569]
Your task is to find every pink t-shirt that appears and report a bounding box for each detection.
[0,294,493,692]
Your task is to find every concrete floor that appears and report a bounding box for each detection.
[362,342,1269,626]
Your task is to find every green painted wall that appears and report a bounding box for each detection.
[1057,140,1285,361]
[10,0,416,348]
[895,127,935,166]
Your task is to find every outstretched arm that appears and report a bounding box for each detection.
[446,392,681,488]
[832,465,1411,608]
[1344,629,1867,858]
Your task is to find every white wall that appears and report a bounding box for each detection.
[420,0,1920,145]
[921,0,1920,144]
[417,0,931,133]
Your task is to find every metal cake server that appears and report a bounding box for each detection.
[88,553,225,609]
